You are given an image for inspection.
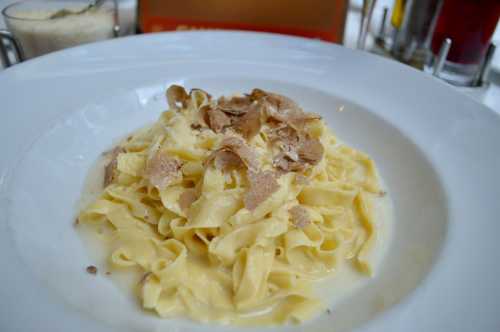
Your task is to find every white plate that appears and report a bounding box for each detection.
[0,31,499,332]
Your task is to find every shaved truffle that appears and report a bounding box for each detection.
[272,153,306,173]
[233,103,262,139]
[273,138,323,173]
[103,146,125,187]
[268,125,300,161]
[104,159,118,187]
[250,88,321,130]
[268,126,304,173]
[220,137,259,170]
[289,205,310,228]
[250,88,299,112]
[196,89,324,174]
[252,89,303,128]
[166,85,189,110]
[272,154,291,172]
[206,136,259,172]
[302,112,322,121]
[178,188,199,212]
[268,124,299,143]
[268,126,324,173]
[268,107,321,131]
[288,112,322,130]
[144,151,182,190]
[248,88,267,101]
[213,150,244,171]
[217,95,253,115]
[190,123,202,130]
[86,265,98,274]
[203,106,231,133]
[280,143,299,162]
[244,170,280,211]
[298,137,324,165]
[205,150,242,172]
[138,272,152,285]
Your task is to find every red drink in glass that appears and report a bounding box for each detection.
[430,0,500,85]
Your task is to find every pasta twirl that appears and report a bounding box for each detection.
[78,85,386,325]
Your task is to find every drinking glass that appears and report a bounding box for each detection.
[428,0,500,86]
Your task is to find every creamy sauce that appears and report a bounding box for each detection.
[76,150,394,323]
[314,188,393,309]
[77,148,144,297]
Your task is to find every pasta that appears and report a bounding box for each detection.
[78,86,385,325]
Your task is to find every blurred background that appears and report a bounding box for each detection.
[1,0,499,109]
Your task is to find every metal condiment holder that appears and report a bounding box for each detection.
[0,30,24,66]
[368,2,496,89]
[0,0,120,68]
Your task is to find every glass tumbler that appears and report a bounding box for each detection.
[427,0,500,86]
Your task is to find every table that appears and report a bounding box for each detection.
[1,0,499,112]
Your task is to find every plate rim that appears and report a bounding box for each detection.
[1,30,499,332]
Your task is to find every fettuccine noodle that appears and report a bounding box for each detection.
[78,86,385,325]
